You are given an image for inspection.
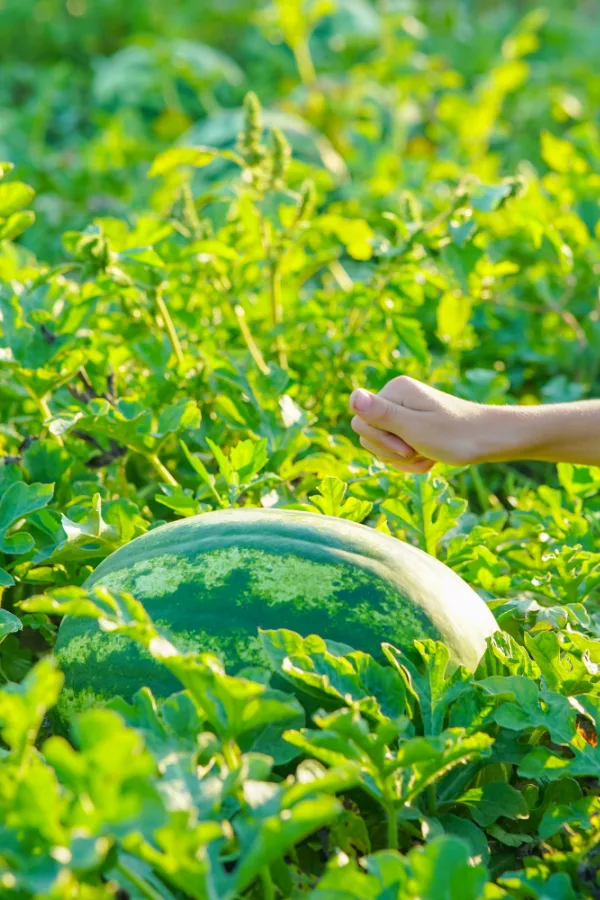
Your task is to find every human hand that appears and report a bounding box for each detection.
[349,376,489,472]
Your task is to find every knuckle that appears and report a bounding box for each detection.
[377,399,394,425]
[389,375,414,391]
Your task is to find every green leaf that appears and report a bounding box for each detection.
[458,781,529,827]
[0,481,54,555]
[482,675,576,745]
[205,437,233,484]
[0,209,35,240]
[449,219,477,246]
[23,440,71,485]
[229,438,269,484]
[50,493,121,563]
[107,855,180,900]
[0,608,22,643]
[180,439,224,506]
[307,476,373,522]
[524,631,592,694]
[155,400,201,437]
[311,836,490,900]
[541,131,581,174]
[399,835,490,900]
[436,290,472,345]
[317,214,374,260]
[469,181,512,212]
[233,796,342,895]
[0,567,14,587]
[260,628,407,721]
[22,585,154,636]
[155,487,202,518]
[438,814,490,865]
[149,147,220,177]
[539,795,600,840]
[499,869,577,900]
[382,640,473,735]
[0,181,35,217]
[0,657,63,757]
[382,474,467,557]
[476,631,540,680]
[166,654,304,741]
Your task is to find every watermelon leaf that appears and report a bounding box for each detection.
[0,657,63,757]
[232,796,342,896]
[0,608,22,643]
[260,628,407,722]
[0,566,14,587]
[0,481,54,555]
[308,476,373,522]
[180,440,226,507]
[382,640,473,736]
[382,475,467,558]
[166,654,305,743]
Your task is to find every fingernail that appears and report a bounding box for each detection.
[352,389,373,412]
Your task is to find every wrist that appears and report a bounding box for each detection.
[470,405,541,464]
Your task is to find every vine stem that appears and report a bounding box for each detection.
[222,739,241,771]
[234,305,271,375]
[115,859,166,900]
[260,866,275,900]
[471,465,490,512]
[386,804,398,850]
[149,454,178,487]
[156,283,184,368]
[329,259,353,292]
[181,182,202,236]
[293,39,317,86]
[427,784,437,817]
[269,260,288,369]
[38,394,63,447]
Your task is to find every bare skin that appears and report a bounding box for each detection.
[349,376,600,472]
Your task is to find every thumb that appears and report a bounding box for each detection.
[349,389,411,432]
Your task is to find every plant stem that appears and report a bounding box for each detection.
[293,39,317,85]
[38,394,64,447]
[222,738,241,771]
[149,454,178,487]
[181,182,202,236]
[471,465,490,512]
[269,259,288,369]
[386,804,398,850]
[260,866,275,900]
[329,259,353,292]
[234,305,271,375]
[116,858,167,900]
[427,784,437,816]
[155,284,185,369]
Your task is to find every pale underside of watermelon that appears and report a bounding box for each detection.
[54,508,498,720]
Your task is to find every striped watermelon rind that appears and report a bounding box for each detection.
[54,508,498,721]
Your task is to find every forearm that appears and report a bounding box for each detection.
[477,401,600,466]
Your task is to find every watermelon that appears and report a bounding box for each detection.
[54,508,497,720]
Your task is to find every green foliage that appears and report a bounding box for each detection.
[1,0,600,895]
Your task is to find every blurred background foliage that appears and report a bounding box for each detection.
[1,0,598,254]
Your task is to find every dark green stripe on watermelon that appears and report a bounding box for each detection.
[54,509,497,720]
